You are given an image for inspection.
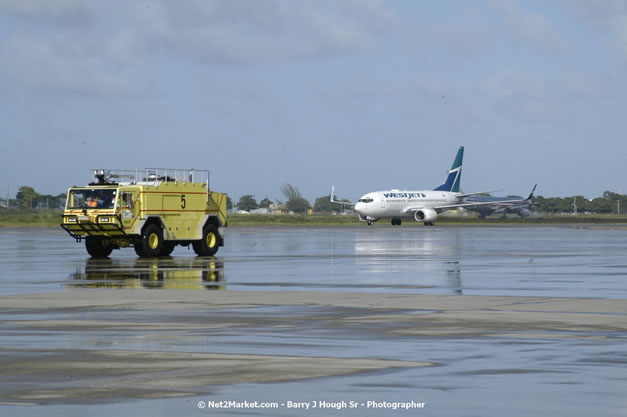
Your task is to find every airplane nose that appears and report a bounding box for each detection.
[354,202,364,214]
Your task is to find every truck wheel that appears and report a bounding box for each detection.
[193,224,220,256]
[134,224,163,257]
[85,237,113,258]
[160,242,176,256]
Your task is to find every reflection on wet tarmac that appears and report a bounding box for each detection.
[354,229,462,294]
[68,257,225,290]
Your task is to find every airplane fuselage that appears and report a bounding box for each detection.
[354,189,461,223]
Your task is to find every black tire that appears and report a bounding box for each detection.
[160,242,176,256]
[85,237,113,258]
[193,224,220,256]
[134,224,163,258]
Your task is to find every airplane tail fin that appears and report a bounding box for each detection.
[434,146,464,192]
[526,184,537,201]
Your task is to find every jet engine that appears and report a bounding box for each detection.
[414,208,438,223]
[517,208,531,218]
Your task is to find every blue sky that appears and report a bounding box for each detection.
[1,0,627,203]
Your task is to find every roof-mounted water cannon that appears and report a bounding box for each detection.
[92,169,107,184]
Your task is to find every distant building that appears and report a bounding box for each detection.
[269,203,289,215]
[250,208,272,214]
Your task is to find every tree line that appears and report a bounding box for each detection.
[532,192,627,214]
[3,186,66,210]
[4,185,627,215]
[232,183,350,213]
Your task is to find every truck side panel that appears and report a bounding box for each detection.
[208,191,227,227]
[147,183,208,240]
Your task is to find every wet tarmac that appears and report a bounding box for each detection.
[2,226,627,298]
[1,226,627,416]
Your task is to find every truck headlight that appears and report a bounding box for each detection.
[67,217,77,223]
[99,217,111,223]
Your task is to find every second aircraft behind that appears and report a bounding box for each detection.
[332,146,535,226]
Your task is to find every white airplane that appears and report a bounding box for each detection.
[331,146,534,226]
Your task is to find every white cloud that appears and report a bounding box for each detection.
[0,32,144,96]
[611,14,627,60]
[489,0,565,54]
[0,0,91,22]
[131,0,398,64]
[558,0,627,63]
[559,0,627,21]
[0,0,399,95]
[482,69,621,125]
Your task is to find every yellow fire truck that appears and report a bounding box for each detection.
[61,169,227,258]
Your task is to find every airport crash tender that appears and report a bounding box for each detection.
[61,169,227,258]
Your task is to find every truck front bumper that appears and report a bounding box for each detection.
[61,214,128,241]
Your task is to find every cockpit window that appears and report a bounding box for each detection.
[358,198,374,203]
[67,189,117,209]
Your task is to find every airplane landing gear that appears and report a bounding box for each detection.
[391,218,402,226]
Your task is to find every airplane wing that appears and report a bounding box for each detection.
[526,183,538,200]
[329,186,355,208]
[401,184,537,213]
[456,184,537,200]
[433,199,530,211]
[398,199,528,213]
[456,190,501,198]
[399,199,526,214]
[458,184,538,210]
[437,184,537,211]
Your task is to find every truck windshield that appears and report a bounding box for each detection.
[67,189,117,209]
